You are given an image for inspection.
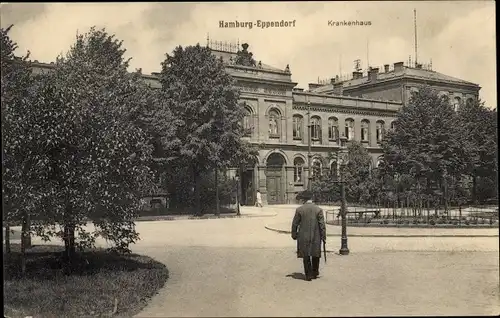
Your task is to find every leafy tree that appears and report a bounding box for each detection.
[1,24,36,273]
[343,141,373,204]
[458,99,498,204]
[309,142,375,205]
[381,86,468,208]
[156,44,254,215]
[4,27,157,268]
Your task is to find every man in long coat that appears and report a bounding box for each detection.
[291,191,327,281]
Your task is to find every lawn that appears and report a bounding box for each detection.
[3,244,169,317]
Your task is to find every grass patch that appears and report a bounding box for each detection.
[3,244,169,317]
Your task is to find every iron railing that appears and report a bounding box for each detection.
[325,206,499,227]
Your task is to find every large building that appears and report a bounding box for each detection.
[29,41,481,206]
[202,42,480,205]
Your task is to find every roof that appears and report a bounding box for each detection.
[312,66,480,93]
[209,49,285,73]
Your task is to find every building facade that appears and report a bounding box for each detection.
[28,42,481,206]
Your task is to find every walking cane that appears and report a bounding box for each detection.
[323,240,327,263]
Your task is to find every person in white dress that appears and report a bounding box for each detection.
[256,190,263,208]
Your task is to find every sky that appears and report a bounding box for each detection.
[1,1,496,108]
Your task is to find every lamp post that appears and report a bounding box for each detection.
[338,134,350,255]
[307,100,312,191]
[234,174,241,216]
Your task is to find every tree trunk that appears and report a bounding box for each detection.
[215,167,220,217]
[192,165,201,216]
[472,175,478,205]
[20,212,31,276]
[5,223,11,254]
[21,213,31,249]
[63,205,76,273]
[20,230,26,276]
[443,176,449,214]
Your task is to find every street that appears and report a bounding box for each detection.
[131,206,499,317]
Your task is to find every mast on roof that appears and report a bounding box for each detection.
[414,8,418,65]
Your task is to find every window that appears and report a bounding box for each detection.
[328,117,339,141]
[312,159,322,178]
[390,121,397,131]
[345,119,354,140]
[311,116,321,140]
[466,98,474,107]
[293,157,305,184]
[268,109,280,138]
[242,106,253,136]
[453,97,461,112]
[292,115,303,140]
[361,120,370,142]
[330,160,338,177]
[376,121,385,143]
[376,156,383,168]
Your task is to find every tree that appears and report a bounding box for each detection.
[309,142,375,205]
[156,44,251,215]
[4,27,157,270]
[381,87,468,209]
[2,24,36,273]
[343,141,374,204]
[458,99,498,204]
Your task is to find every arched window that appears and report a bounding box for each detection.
[328,117,339,141]
[242,105,254,136]
[293,157,305,184]
[311,116,321,140]
[376,156,383,168]
[453,97,461,112]
[361,120,370,142]
[441,94,450,104]
[376,120,385,143]
[292,115,303,140]
[312,158,322,178]
[390,121,396,131]
[345,118,354,140]
[466,98,474,107]
[330,160,338,177]
[268,109,280,138]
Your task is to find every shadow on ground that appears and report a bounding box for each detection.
[286,272,307,281]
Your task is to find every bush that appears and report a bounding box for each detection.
[465,220,470,225]
[429,219,436,226]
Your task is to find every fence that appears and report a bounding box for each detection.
[325,205,499,227]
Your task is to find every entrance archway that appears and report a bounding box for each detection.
[266,153,286,204]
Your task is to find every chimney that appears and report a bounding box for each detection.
[384,64,390,72]
[352,71,363,79]
[368,67,379,82]
[333,81,343,95]
[394,62,404,72]
[330,77,336,85]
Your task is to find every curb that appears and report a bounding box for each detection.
[135,213,277,222]
[264,226,500,238]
